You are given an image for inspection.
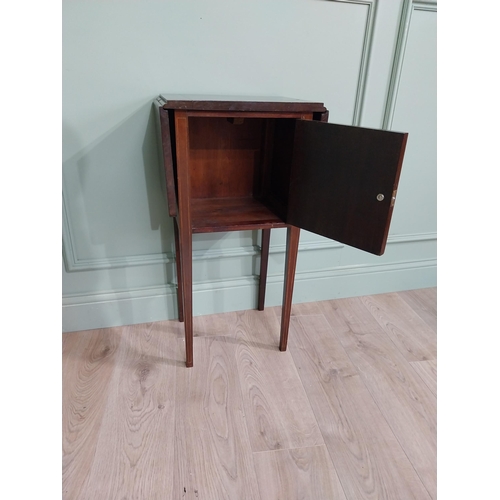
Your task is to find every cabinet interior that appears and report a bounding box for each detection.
[185,116,297,233]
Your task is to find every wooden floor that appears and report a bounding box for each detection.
[62,288,437,500]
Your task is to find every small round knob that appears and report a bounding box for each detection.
[376,194,385,201]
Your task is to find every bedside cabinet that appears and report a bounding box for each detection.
[155,95,407,367]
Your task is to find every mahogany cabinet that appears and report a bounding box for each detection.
[154,95,408,367]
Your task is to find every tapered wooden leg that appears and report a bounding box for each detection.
[178,225,193,367]
[173,218,184,323]
[258,229,271,311]
[174,111,194,367]
[279,226,300,351]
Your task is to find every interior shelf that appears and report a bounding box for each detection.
[191,197,287,233]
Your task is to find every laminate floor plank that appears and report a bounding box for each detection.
[62,329,122,500]
[272,301,323,321]
[63,288,436,500]
[80,321,180,500]
[289,315,431,500]
[193,311,240,338]
[337,332,437,499]
[315,296,388,338]
[234,309,324,452]
[359,293,437,362]
[410,359,437,397]
[174,335,261,500]
[399,288,437,332]
[288,301,323,317]
[253,445,347,500]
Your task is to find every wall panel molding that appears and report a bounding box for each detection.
[63,255,436,332]
[62,190,79,270]
[63,231,437,332]
[63,0,436,333]
[63,229,435,273]
[331,0,378,125]
[62,0,378,273]
[383,0,437,129]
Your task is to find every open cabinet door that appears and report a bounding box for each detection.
[287,120,408,256]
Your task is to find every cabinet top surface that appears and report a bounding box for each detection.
[158,94,326,112]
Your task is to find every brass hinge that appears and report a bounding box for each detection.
[390,190,397,207]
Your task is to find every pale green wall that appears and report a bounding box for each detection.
[63,0,437,332]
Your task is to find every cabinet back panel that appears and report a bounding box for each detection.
[187,117,264,199]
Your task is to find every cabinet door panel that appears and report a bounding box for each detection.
[287,121,407,255]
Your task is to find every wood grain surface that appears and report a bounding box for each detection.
[191,197,286,233]
[80,322,180,500]
[62,329,121,499]
[63,288,437,500]
[359,293,437,362]
[400,288,437,332]
[288,315,432,500]
[253,446,347,500]
[235,309,324,453]
[192,310,241,338]
[174,336,261,499]
[339,332,437,499]
[410,359,437,397]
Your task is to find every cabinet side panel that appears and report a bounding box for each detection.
[157,106,178,217]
